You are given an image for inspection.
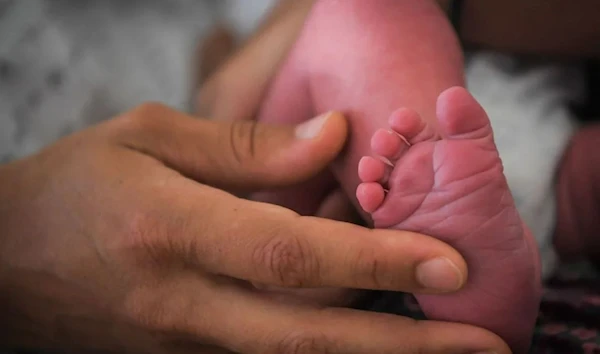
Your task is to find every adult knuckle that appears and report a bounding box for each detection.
[115,197,200,270]
[252,234,319,287]
[275,331,333,354]
[124,210,158,246]
[226,120,260,166]
[116,209,170,263]
[354,246,389,289]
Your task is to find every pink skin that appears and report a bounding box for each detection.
[254,0,464,217]
[357,87,541,353]
[255,0,541,353]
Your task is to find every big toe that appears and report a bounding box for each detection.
[436,87,493,140]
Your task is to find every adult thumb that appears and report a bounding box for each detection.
[206,111,349,192]
[111,103,348,192]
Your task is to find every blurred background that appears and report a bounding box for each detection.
[0,0,276,162]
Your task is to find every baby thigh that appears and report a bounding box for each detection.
[254,49,336,216]
[303,0,466,209]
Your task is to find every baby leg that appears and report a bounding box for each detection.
[258,0,468,215]
[259,5,541,352]
[303,0,466,211]
[254,50,336,215]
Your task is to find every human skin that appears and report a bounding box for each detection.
[198,0,465,307]
[355,87,541,353]
[199,0,600,121]
[254,0,539,352]
[255,0,464,233]
[196,0,317,121]
[196,0,598,348]
[437,0,600,264]
[0,103,513,354]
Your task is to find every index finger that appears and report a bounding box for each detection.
[166,184,467,294]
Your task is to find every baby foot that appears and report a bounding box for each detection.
[356,87,541,354]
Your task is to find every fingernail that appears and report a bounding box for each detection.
[416,257,463,291]
[295,112,332,139]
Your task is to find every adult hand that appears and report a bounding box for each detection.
[197,0,365,308]
[0,104,509,354]
[196,0,447,310]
